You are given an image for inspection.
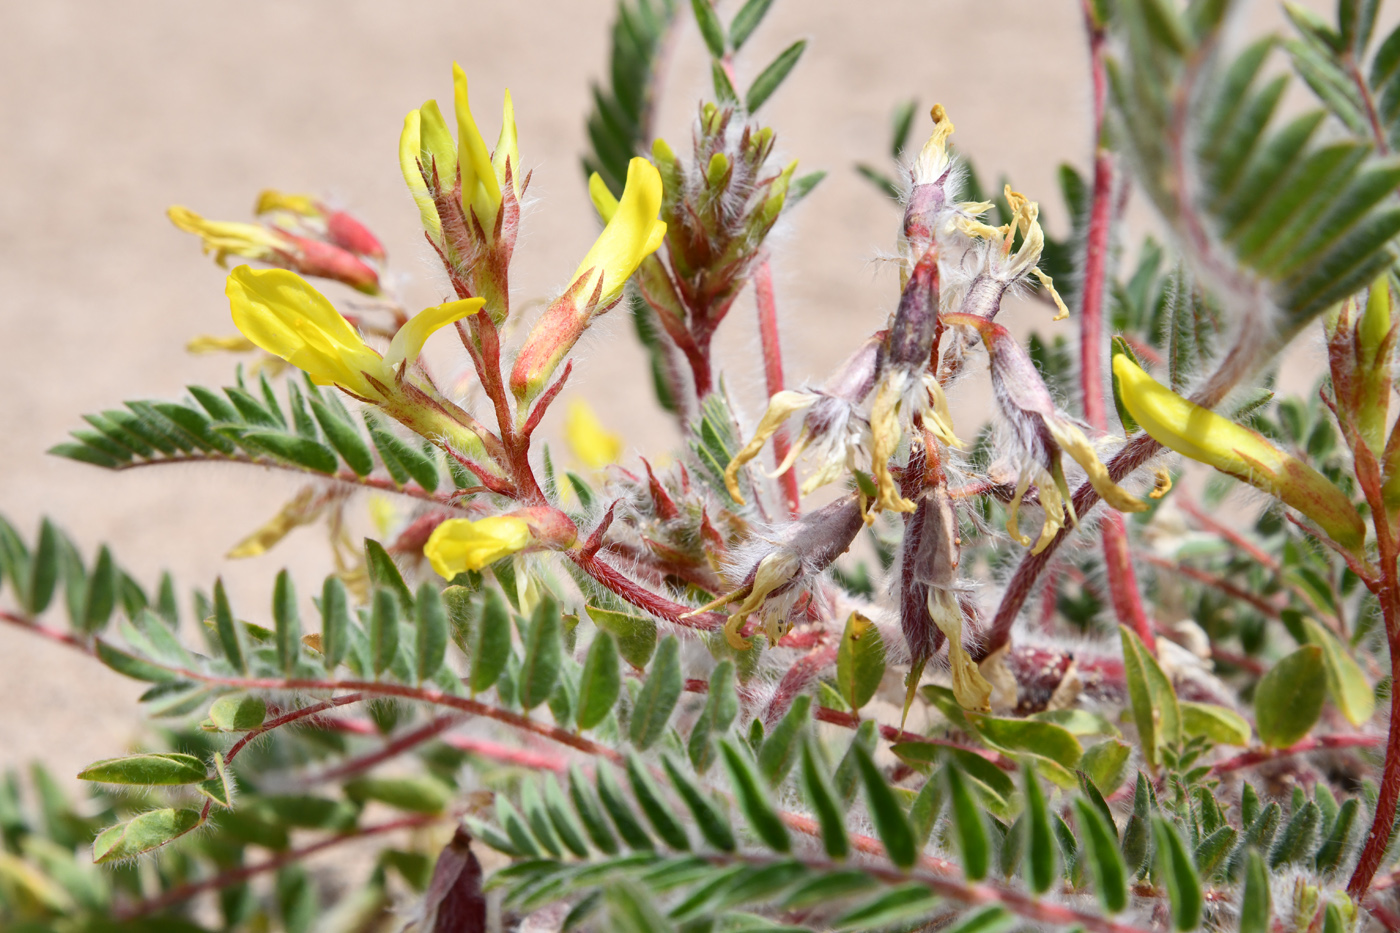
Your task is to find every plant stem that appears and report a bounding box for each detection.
[112,813,445,920]
[1349,443,1400,899]
[753,258,801,517]
[1078,0,1153,651]
[1209,733,1381,776]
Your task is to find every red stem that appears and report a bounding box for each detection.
[1077,0,1153,650]
[567,547,724,632]
[1210,733,1382,776]
[1349,446,1400,899]
[753,259,800,517]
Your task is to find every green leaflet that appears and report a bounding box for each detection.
[369,587,400,677]
[757,694,811,787]
[213,577,247,674]
[1179,701,1252,746]
[745,39,805,113]
[1120,625,1180,766]
[414,582,448,683]
[471,588,513,693]
[576,631,622,731]
[719,740,788,853]
[1255,645,1327,747]
[1154,817,1203,931]
[629,635,682,750]
[586,605,657,668]
[835,611,885,711]
[207,694,266,732]
[92,808,202,863]
[344,776,451,814]
[78,753,207,786]
[272,569,301,677]
[852,744,916,870]
[1074,798,1127,913]
[519,596,564,711]
[947,765,990,881]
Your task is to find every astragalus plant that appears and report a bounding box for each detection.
[6,0,1400,931]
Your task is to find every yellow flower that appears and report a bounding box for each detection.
[1113,354,1365,552]
[574,158,667,306]
[168,206,294,267]
[226,266,482,397]
[228,266,385,397]
[424,516,533,578]
[564,399,623,469]
[399,64,519,245]
[510,158,667,400]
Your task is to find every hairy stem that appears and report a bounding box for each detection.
[753,259,801,517]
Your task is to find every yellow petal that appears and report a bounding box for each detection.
[493,89,521,198]
[1114,355,1365,551]
[399,110,442,239]
[453,63,502,229]
[565,399,624,469]
[588,172,620,224]
[869,375,915,513]
[383,298,485,373]
[226,266,383,395]
[570,157,667,306]
[424,516,533,578]
[418,100,458,188]
[928,589,991,712]
[911,103,955,185]
[724,390,816,503]
[254,190,321,218]
[168,206,290,265]
[1043,419,1146,514]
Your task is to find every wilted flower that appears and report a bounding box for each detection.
[952,187,1069,322]
[868,251,960,513]
[724,332,882,503]
[690,495,864,650]
[945,312,1145,552]
[509,157,667,401]
[900,484,992,712]
[899,104,995,281]
[169,206,381,294]
[1114,354,1365,552]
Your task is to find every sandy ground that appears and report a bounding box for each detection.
[0,0,1344,786]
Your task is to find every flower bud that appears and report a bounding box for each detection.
[1114,354,1365,552]
[169,206,380,294]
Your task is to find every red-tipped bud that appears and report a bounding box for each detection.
[325,210,386,260]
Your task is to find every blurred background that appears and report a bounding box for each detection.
[0,0,1340,779]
